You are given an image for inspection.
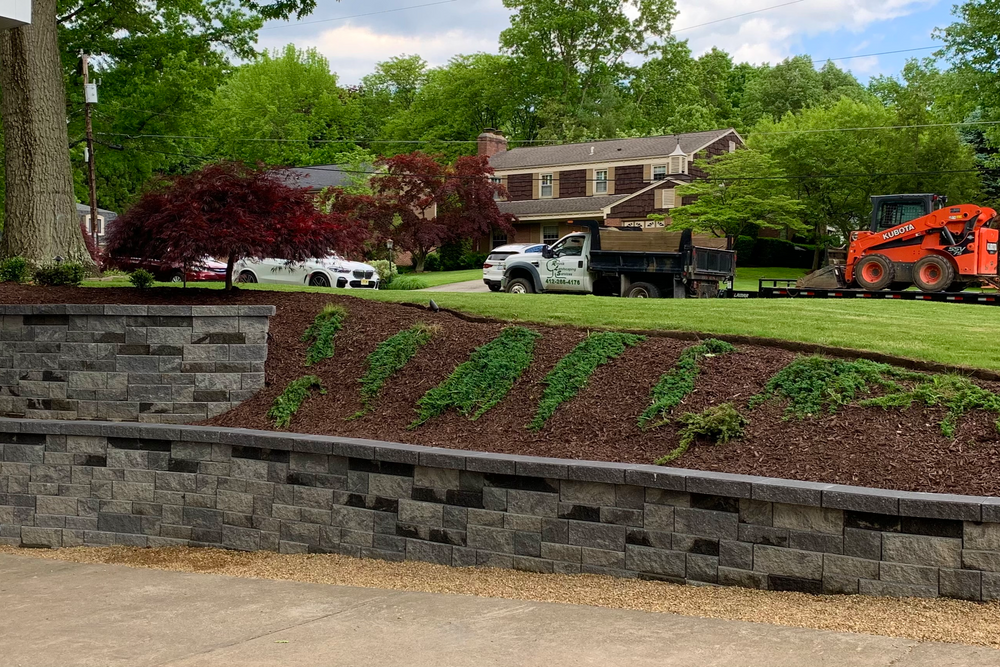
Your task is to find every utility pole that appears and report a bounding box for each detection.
[80,51,98,251]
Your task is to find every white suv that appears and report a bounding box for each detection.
[483,243,546,292]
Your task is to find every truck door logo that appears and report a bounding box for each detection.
[882,224,915,241]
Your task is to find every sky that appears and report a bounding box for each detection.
[256,0,955,85]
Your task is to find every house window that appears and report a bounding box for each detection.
[540,173,553,198]
[84,214,105,236]
[729,141,737,153]
[490,176,502,201]
[492,228,509,249]
[661,189,676,209]
[595,170,608,194]
[542,225,560,245]
[652,165,666,181]
[669,155,687,174]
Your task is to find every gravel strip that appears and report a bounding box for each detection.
[3,545,1000,648]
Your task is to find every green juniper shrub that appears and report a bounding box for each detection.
[302,304,347,366]
[530,332,646,431]
[0,256,30,283]
[380,275,428,290]
[411,326,540,428]
[750,355,920,418]
[267,375,325,429]
[128,268,156,289]
[861,373,1000,438]
[639,338,735,429]
[33,262,88,287]
[656,403,747,465]
[351,322,438,418]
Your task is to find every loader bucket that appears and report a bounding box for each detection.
[796,265,846,289]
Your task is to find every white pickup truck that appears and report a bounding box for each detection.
[500,221,735,298]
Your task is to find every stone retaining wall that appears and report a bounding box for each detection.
[2,419,999,600]
[0,305,274,423]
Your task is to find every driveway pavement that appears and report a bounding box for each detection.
[1,554,999,667]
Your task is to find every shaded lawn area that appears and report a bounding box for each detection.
[732,266,809,291]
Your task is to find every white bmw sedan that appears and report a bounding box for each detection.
[235,254,380,289]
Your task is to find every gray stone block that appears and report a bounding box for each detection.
[625,545,686,577]
[507,489,557,517]
[579,547,623,568]
[858,580,937,598]
[222,525,260,551]
[413,466,460,489]
[753,545,823,580]
[673,507,737,540]
[686,553,719,583]
[882,533,961,568]
[964,522,1000,551]
[823,488,899,515]
[983,572,1000,601]
[560,480,615,506]
[566,461,626,484]
[368,473,413,499]
[467,525,514,553]
[406,539,452,565]
[600,507,642,526]
[515,458,566,479]
[643,504,674,532]
[716,567,767,589]
[822,574,860,595]
[879,562,938,586]
[738,499,772,526]
[844,528,881,560]
[183,507,223,530]
[939,568,981,601]
[568,521,625,551]
[468,509,504,527]
[331,506,374,532]
[21,526,62,547]
[541,543,582,563]
[772,503,843,534]
[787,530,843,554]
[684,471,752,499]
[897,493,981,522]
[823,554,878,579]
[615,485,644,510]
[719,540,753,570]
[504,514,541,532]
[513,556,553,573]
[399,499,444,527]
[625,466,687,491]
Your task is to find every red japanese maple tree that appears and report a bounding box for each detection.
[105,162,369,290]
[326,152,513,271]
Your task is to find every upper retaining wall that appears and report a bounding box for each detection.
[2,418,999,601]
[0,305,274,423]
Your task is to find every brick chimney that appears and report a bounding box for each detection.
[477,128,508,158]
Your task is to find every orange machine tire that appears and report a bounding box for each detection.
[912,255,955,292]
[854,254,894,290]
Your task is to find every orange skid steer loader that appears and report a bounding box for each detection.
[800,194,1000,292]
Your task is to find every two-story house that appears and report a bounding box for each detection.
[478,128,744,249]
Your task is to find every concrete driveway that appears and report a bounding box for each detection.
[2,554,1000,667]
[420,279,493,293]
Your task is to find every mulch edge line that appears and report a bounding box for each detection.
[392,302,1000,382]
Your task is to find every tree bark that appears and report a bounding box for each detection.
[0,0,91,265]
[225,253,236,291]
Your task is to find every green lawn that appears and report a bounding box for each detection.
[82,265,1000,370]
[408,269,482,288]
[733,266,809,291]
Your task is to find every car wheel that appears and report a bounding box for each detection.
[309,273,331,288]
[168,271,184,283]
[237,271,257,284]
[488,284,502,292]
[625,282,661,298]
[505,278,534,294]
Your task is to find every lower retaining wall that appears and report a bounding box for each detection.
[2,419,1000,600]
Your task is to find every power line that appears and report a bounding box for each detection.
[745,119,1000,136]
[259,0,458,31]
[814,46,937,65]
[674,0,809,33]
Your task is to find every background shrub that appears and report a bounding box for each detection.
[735,235,816,268]
[0,256,30,283]
[422,253,441,272]
[370,259,398,286]
[380,275,427,291]
[128,268,156,289]
[33,262,87,287]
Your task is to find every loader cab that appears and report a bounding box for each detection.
[869,194,946,233]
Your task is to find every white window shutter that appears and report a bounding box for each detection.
[662,189,676,209]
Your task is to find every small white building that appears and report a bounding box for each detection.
[0,0,29,30]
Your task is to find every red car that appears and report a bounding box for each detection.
[112,257,228,283]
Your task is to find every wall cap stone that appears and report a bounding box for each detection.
[0,304,276,316]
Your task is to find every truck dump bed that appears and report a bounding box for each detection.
[591,229,734,278]
[599,229,730,252]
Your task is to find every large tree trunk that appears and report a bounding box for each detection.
[0,0,90,265]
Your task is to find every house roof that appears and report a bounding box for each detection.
[75,203,117,220]
[279,164,374,191]
[497,194,630,219]
[489,128,739,171]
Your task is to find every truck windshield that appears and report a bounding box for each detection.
[553,236,585,257]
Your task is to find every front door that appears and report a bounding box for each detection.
[541,235,590,292]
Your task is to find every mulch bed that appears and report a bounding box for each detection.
[4,284,1000,496]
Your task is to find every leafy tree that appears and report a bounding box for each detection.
[667,150,807,238]
[329,152,513,271]
[500,0,676,135]
[205,45,359,166]
[740,56,868,126]
[105,161,366,290]
[0,0,319,264]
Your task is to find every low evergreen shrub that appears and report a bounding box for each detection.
[128,268,156,289]
[639,339,735,429]
[302,304,347,366]
[380,275,428,290]
[352,323,437,417]
[656,403,747,465]
[861,373,1000,438]
[0,256,30,283]
[267,375,325,428]
[33,262,87,286]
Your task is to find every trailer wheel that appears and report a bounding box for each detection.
[505,278,535,294]
[625,282,661,298]
[913,255,955,292]
[855,255,895,290]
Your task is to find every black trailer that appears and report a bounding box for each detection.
[723,278,1000,307]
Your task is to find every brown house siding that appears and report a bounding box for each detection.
[506,173,533,201]
[558,169,586,198]
[609,191,655,218]
[614,165,646,194]
[689,133,741,180]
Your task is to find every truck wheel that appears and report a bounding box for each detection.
[488,283,502,292]
[625,282,661,298]
[854,255,894,290]
[913,255,955,292]
[505,278,534,294]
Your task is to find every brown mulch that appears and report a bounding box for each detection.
[4,284,1000,496]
